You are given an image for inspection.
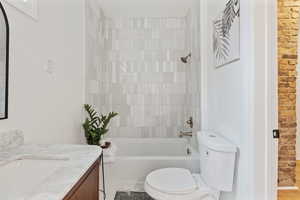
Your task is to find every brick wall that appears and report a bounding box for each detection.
[278,0,299,187]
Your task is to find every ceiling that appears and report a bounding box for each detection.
[99,0,193,18]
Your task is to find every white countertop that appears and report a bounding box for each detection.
[0,130,102,200]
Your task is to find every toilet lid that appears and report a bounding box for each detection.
[146,168,198,194]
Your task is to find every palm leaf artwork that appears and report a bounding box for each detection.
[213,0,240,64]
[222,0,240,36]
[83,104,118,145]
[213,19,230,62]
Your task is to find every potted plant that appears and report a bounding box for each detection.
[83,104,118,147]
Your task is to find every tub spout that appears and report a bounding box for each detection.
[179,131,193,138]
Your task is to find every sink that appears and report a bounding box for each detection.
[0,159,66,200]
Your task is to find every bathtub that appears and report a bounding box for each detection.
[103,138,200,200]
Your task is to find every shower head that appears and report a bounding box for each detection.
[180,53,191,64]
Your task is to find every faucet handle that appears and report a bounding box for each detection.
[179,131,193,138]
[186,117,193,128]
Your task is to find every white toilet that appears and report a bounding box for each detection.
[144,131,237,200]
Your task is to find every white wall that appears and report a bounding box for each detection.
[201,0,254,200]
[202,0,278,199]
[0,0,86,144]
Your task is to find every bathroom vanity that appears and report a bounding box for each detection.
[63,158,100,200]
[0,130,102,200]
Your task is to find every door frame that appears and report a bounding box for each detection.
[251,0,278,199]
[266,0,278,198]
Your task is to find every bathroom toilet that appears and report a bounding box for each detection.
[144,131,237,200]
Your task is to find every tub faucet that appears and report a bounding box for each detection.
[186,117,193,128]
[179,131,193,138]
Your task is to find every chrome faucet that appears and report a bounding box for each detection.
[179,131,193,138]
[186,117,193,128]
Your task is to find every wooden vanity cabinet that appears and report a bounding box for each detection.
[63,157,100,200]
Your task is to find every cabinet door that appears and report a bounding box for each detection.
[65,159,100,200]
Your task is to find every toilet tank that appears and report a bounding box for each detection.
[197,131,237,192]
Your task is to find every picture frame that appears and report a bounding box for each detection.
[213,0,240,68]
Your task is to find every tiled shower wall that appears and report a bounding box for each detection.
[102,17,190,138]
[86,7,201,138]
[85,0,106,107]
[186,10,201,132]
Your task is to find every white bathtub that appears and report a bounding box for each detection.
[103,138,200,200]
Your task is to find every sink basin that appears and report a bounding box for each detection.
[0,159,66,200]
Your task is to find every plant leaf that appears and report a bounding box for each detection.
[83,104,119,145]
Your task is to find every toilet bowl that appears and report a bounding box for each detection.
[144,131,237,200]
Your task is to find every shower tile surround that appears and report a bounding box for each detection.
[185,10,201,133]
[85,0,106,105]
[104,17,190,138]
[86,2,201,138]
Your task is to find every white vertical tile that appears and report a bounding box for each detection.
[86,14,201,138]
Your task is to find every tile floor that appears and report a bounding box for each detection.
[114,192,154,200]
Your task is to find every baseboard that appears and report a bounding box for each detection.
[277,186,299,190]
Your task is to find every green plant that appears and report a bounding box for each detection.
[83,104,118,145]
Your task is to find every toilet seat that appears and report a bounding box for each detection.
[145,169,220,200]
[146,168,198,194]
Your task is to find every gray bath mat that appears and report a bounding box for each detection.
[114,192,154,200]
